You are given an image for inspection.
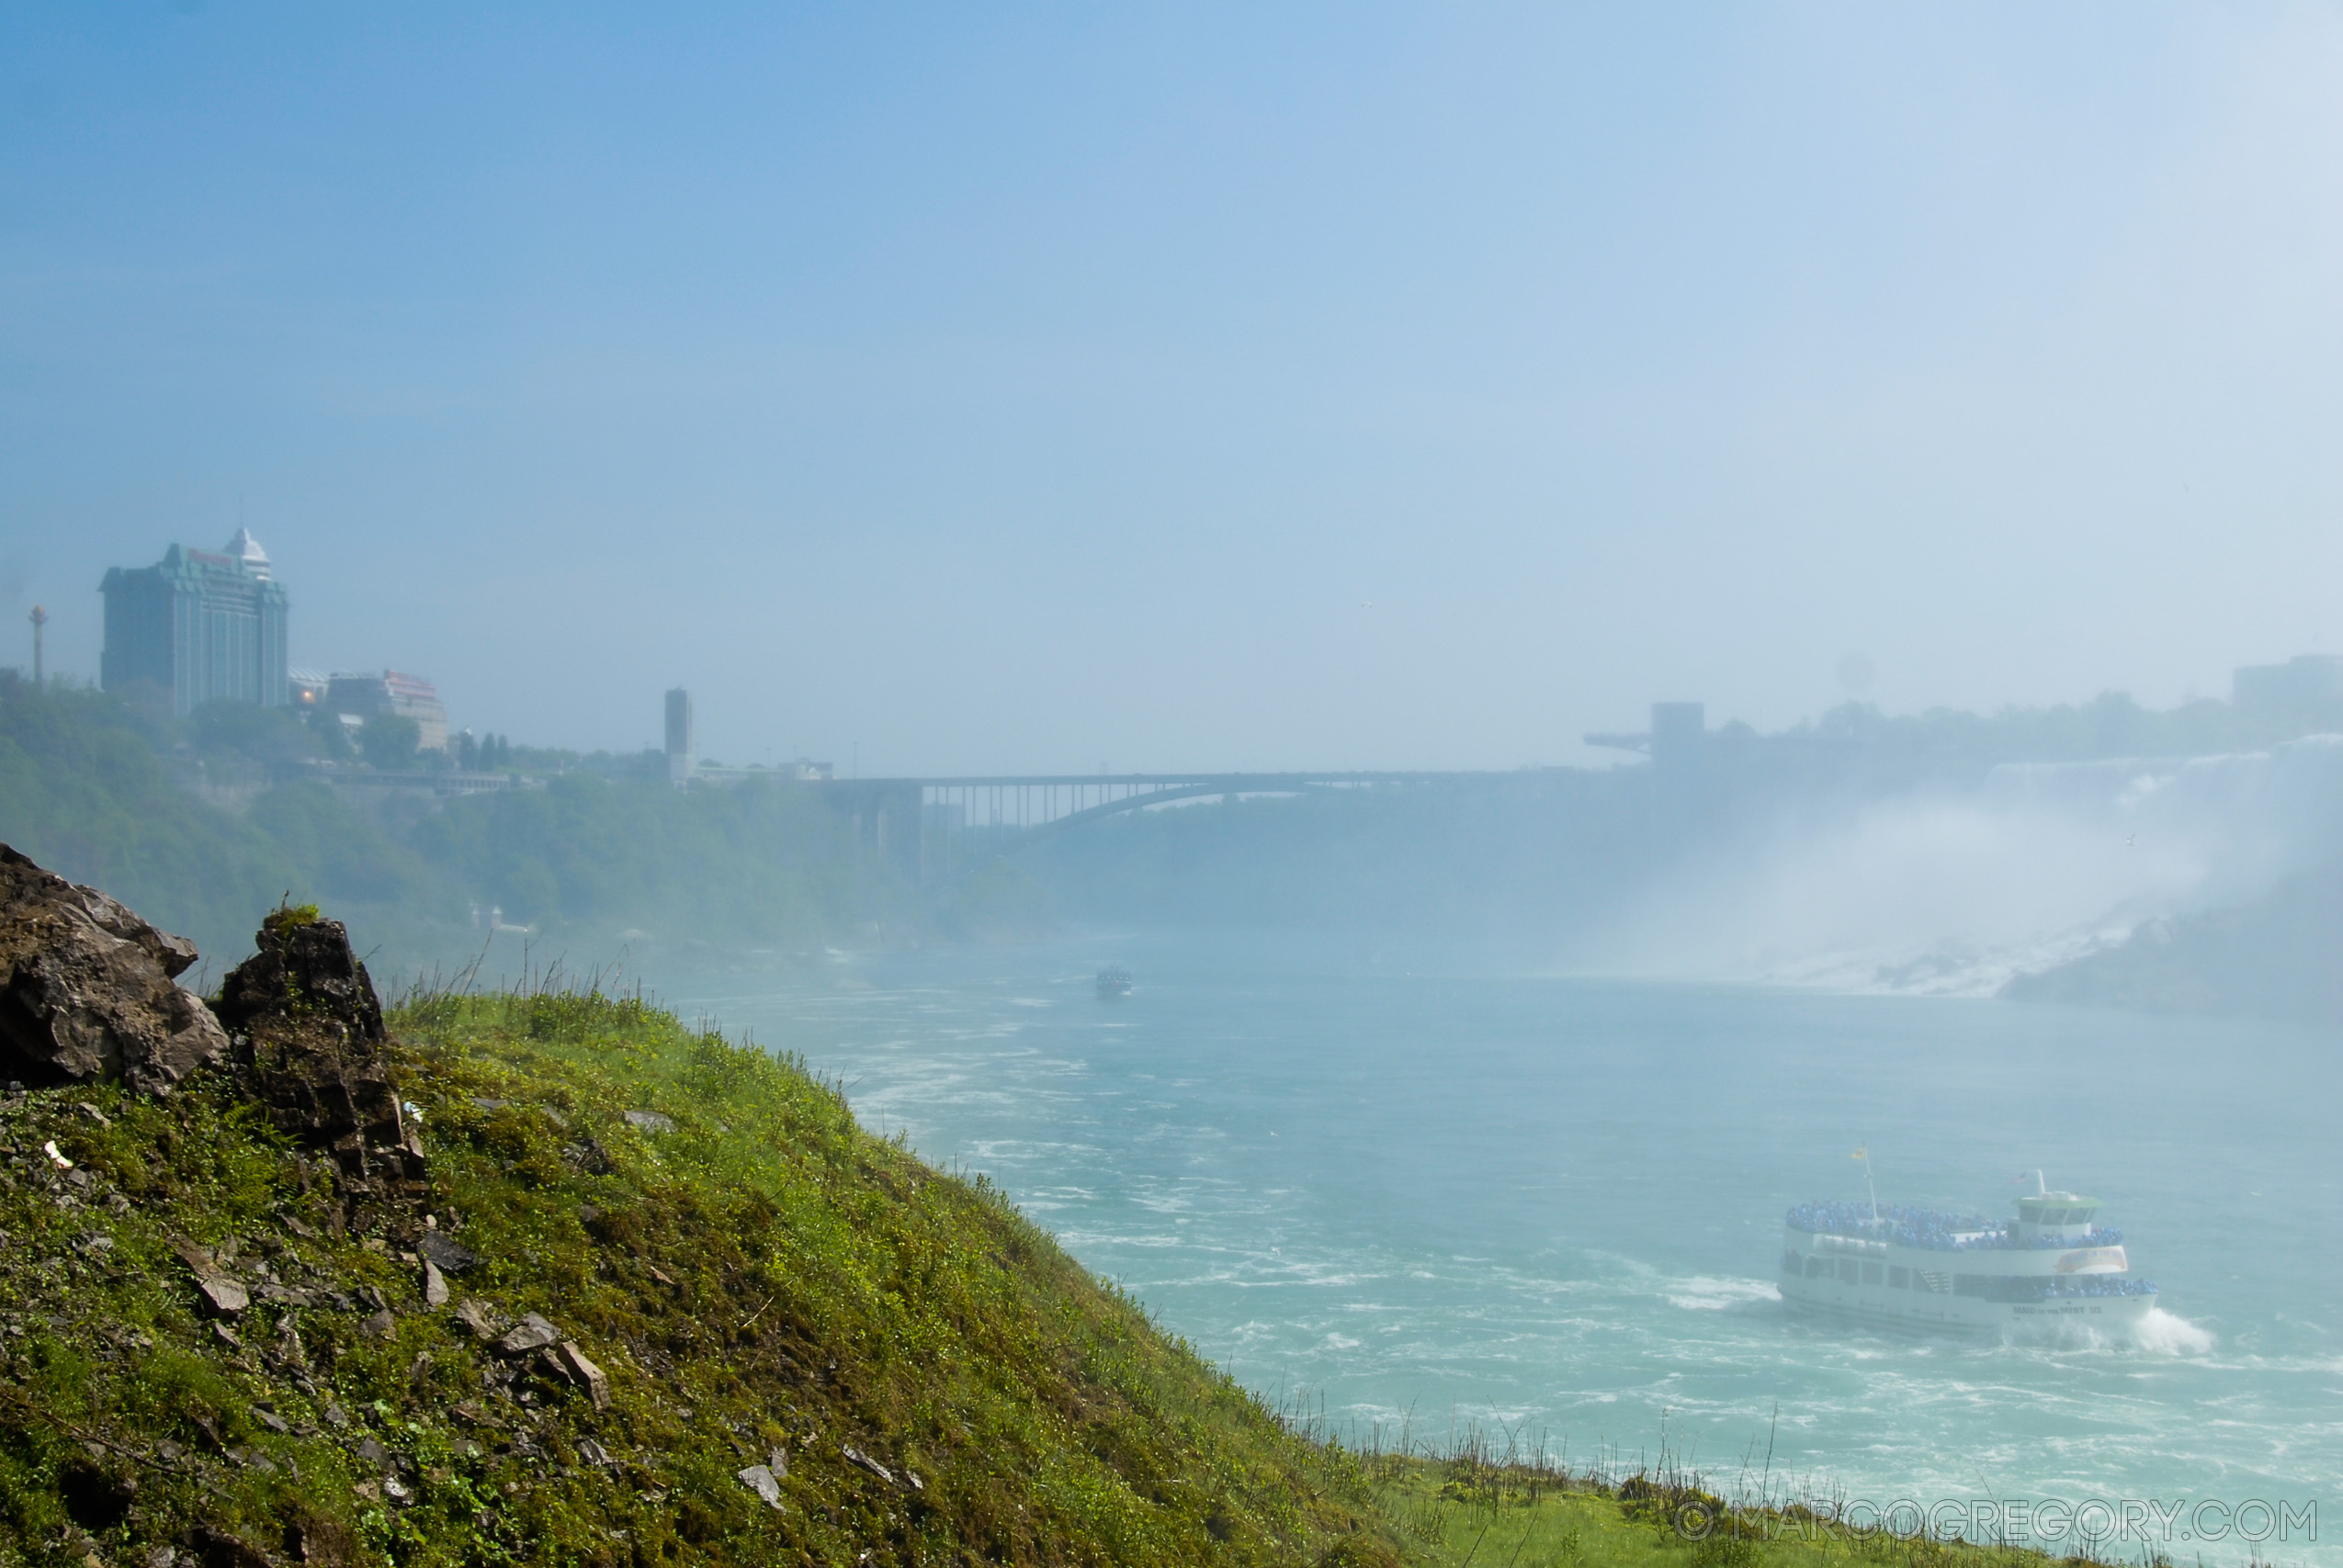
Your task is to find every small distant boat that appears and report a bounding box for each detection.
[1095,966,1133,999]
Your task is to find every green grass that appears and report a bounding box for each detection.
[0,981,1400,1566]
[0,977,2110,1568]
[1355,1449,2108,1568]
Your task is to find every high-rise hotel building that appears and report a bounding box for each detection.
[100,529,289,716]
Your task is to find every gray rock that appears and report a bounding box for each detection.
[416,1230,479,1274]
[576,1437,614,1467]
[493,1312,560,1356]
[213,912,418,1206]
[736,1463,783,1508]
[768,1445,789,1478]
[552,1341,609,1409]
[0,845,228,1096]
[196,1275,249,1316]
[623,1109,674,1134]
[421,1259,449,1309]
[452,1298,503,1338]
[842,1445,894,1484]
[354,1437,390,1471]
[361,1308,396,1339]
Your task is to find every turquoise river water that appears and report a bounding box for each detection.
[660,931,2339,1563]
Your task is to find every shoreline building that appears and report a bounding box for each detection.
[288,667,332,712]
[326,671,451,753]
[99,529,289,716]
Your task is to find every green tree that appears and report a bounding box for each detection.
[358,712,421,770]
[0,674,296,961]
[191,698,318,764]
[307,707,355,761]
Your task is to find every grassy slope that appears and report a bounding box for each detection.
[0,986,1399,1567]
[0,983,2084,1568]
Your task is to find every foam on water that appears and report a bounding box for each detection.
[1665,1276,1782,1313]
[666,931,2340,1565]
[2129,1306,2216,1356]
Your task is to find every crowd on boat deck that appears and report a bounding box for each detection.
[1783,1201,2123,1252]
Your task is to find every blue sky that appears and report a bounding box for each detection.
[6,5,2341,772]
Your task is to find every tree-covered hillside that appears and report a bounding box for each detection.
[0,677,1044,976]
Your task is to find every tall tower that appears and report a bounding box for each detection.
[664,688,696,784]
[1647,702,1706,772]
[28,605,45,685]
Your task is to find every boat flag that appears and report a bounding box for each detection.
[1851,1145,1867,1160]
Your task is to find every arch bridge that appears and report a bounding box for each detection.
[811,771,1486,882]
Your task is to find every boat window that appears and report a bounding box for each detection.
[1953,1274,1990,1296]
[1888,1266,1909,1289]
[1862,1261,1884,1285]
[1782,1251,1802,1274]
[1805,1257,1827,1278]
[1837,1258,1859,1283]
[1919,1270,1950,1292]
[2045,1208,2073,1224]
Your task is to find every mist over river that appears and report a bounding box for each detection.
[658,931,2339,1562]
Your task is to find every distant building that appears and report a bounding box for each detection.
[288,667,331,711]
[1585,701,1708,770]
[664,688,696,784]
[99,529,289,716]
[2232,655,2343,710]
[327,670,450,752]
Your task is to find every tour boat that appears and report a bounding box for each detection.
[1095,966,1133,999]
[1779,1166,2158,1334]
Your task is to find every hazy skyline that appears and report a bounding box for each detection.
[6,5,2342,773]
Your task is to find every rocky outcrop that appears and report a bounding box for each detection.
[0,843,228,1094]
[214,908,424,1210]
